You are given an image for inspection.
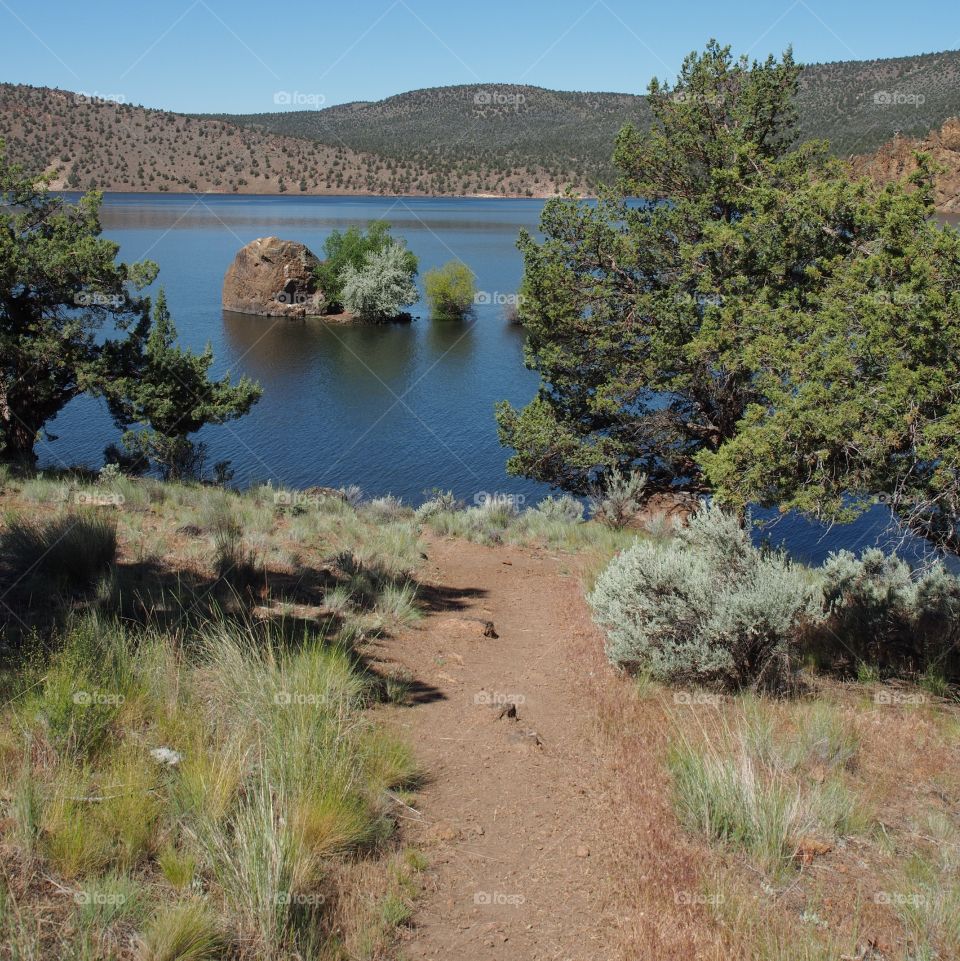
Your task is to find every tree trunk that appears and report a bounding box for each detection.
[0,383,52,465]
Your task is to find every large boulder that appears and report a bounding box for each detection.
[222,237,326,318]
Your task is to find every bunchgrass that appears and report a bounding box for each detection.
[420,500,637,554]
[2,603,418,959]
[138,900,225,961]
[374,580,422,628]
[0,511,117,589]
[667,705,864,877]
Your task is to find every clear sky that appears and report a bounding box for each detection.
[2,0,958,113]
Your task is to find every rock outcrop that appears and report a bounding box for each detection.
[222,237,326,318]
[851,119,960,213]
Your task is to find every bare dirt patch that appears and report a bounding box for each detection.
[369,534,730,960]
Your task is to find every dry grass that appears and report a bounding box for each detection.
[583,639,960,960]
[0,472,434,961]
[3,471,959,960]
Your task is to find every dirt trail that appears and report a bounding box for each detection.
[376,535,624,961]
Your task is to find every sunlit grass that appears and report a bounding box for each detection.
[667,702,866,877]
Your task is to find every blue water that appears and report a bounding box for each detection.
[35,193,948,568]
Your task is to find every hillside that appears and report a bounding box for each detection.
[212,84,648,191]
[0,85,584,197]
[3,47,960,197]
[219,49,960,180]
[794,48,960,154]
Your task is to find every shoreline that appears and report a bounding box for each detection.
[55,187,591,202]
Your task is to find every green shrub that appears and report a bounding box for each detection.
[589,504,819,690]
[821,549,960,680]
[1,511,117,588]
[531,495,585,524]
[315,221,416,312]
[365,495,411,523]
[423,260,476,319]
[414,490,458,519]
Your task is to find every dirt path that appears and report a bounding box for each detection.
[374,535,624,961]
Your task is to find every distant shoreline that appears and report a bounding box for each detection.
[60,188,587,202]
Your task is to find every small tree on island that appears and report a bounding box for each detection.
[106,291,262,480]
[0,145,157,464]
[424,260,476,319]
[340,242,419,322]
[315,220,418,313]
[496,41,960,552]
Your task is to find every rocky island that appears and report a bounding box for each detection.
[222,236,327,318]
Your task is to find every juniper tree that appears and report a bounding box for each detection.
[106,290,262,479]
[497,41,960,551]
[0,146,156,463]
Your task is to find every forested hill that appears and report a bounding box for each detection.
[215,49,960,183]
[3,48,960,197]
[0,84,587,197]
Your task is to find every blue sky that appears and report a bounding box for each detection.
[2,0,958,113]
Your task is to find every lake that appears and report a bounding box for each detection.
[37,193,945,567]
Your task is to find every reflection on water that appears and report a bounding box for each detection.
[35,194,960,566]
[41,195,545,504]
[96,193,544,236]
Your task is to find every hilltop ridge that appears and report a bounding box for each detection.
[4,47,960,198]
